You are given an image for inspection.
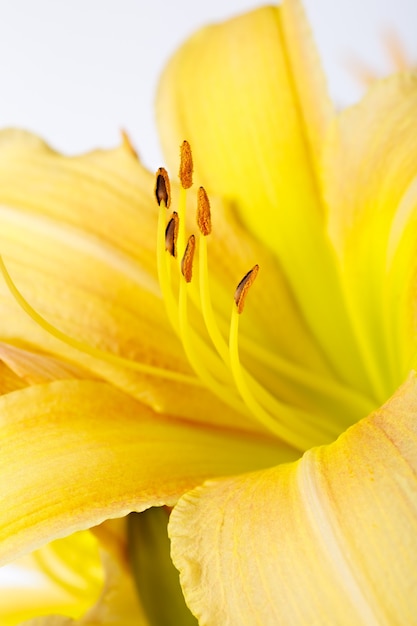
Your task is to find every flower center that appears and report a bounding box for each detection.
[0,139,381,453]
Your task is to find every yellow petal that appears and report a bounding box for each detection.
[0,129,157,282]
[0,379,292,566]
[324,73,417,399]
[170,372,417,625]
[156,3,374,393]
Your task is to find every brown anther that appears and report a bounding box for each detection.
[179,140,193,189]
[120,129,138,159]
[197,186,212,236]
[155,167,171,208]
[181,235,196,283]
[234,265,259,314]
[165,212,179,257]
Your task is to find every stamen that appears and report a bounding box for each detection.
[155,167,171,208]
[181,235,196,283]
[165,212,179,257]
[156,177,179,328]
[197,186,212,236]
[179,140,193,190]
[234,265,259,314]
[196,187,230,362]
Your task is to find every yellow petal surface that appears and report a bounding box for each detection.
[170,373,417,625]
[0,129,158,281]
[156,2,376,393]
[0,379,293,566]
[324,73,417,400]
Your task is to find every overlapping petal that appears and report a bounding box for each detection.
[324,73,417,401]
[0,379,293,566]
[170,372,417,625]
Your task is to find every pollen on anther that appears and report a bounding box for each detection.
[155,167,171,208]
[165,212,179,257]
[179,140,193,189]
[197,187,212,236]
[234,265,259,314]
[181,235,196,283]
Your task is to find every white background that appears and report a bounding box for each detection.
[0,0,416,170]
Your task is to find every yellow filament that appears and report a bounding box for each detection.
[199,239,300,428]
[156,200,243,412]
[178,278,248,415]
[156,201,179,328]
[177,186,187,258]
[0,256,201,387]
[229,304,326,450]
[198,235,230,363]
[157,200,228,383]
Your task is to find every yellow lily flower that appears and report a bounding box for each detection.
[1,0,417,624]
